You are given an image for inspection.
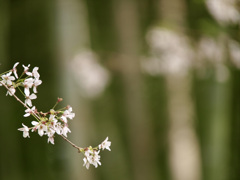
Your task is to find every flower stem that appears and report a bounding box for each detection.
[60,134,82,151]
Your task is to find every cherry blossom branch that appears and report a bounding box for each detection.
[0,62,111,169]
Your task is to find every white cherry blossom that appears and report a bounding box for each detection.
[23,78,34,95]
[83,149,101,169]
[32,67,40,79]
[33,79,42,93]
[60,107,75,123]
[83,157,90,169]
[46,128,55,137]
[18,123,30,138]
[62,124,71,137]
[38,124,47,136]
[1,72,15,86]
[6,86,16,96]
[31,121,46,136]
[47,136,55,145]
[12,62,19,79]
[90,150,101,168]
[49,114,57,122]
[46,128,55,144]
[24,106,36,117]
[98,137,111,151]
[54,122,63,135]
[31,121,39,130]
[25,90,37,107]
[22,64,32,76]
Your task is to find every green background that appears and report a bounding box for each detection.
[0,0,239,180]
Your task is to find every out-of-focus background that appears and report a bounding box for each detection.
[0,0,240,180]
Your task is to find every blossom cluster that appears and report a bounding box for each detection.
[0,62,111,169]
[0,62,41,103]
[18,105,75,144]
[0,62,73,144]
[81,137,111,169]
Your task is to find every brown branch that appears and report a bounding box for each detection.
[60,134,82,152]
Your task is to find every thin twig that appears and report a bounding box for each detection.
[60,134,82,151]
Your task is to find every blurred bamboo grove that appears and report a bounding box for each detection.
[0,0,239,180]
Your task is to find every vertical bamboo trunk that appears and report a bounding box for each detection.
[113,1,158,180]
[166,75,201,180]
[158,0,201,180]
[204,81,231,180]
[55,0,94,179]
